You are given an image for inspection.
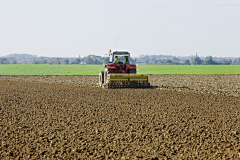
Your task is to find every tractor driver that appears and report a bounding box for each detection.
[113,56,120,64]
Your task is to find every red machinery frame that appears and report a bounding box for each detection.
[104,63,136,73]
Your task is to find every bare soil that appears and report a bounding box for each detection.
[0,75,240,96]
[1,75,240,159]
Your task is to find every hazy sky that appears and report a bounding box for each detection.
[0,0,240,57]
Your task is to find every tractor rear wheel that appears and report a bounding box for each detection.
[99,70,104,87]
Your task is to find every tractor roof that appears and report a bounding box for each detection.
[112,50,129,53]
[112,50,130,56]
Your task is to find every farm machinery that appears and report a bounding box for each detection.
[99,49,150,89]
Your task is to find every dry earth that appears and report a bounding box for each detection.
[1,75,240,159]
[0,75,240,97]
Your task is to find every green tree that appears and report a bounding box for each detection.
[64,60,69,65]
[221,59,232,65]
[184,60,191,65]
[74,58,81,64]
[0,58,8,64]
[204,56,215,65]
[84,56,94,64]
[103,57,109,64]
[233,58,240,64]
[94,58,99,64]
[172,57,180,62]
[192,57,202,65]
[163,59,172,64]
[32,60,37,64]
[9,57,17,64]
[129,57,136,64]
[155,60,163,64]
[55,58,61,64]
[42,60,48,64]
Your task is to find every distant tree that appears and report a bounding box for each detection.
[0,58,8,64]
[64,60,69,65]
[172,57,180,62]
[42,60,48,64]
[11,59,17,64]
[220,59,232,65]
[93,58,99,64]
[32,60,37,64]
[138,54,150,62]
[74,58,81,64]
[233,58,240,64]
[129,57,136,64]
[155,60,163,64]
[48,60,53,64]
[9,57,17,64]
[55,58,61,64]
[103,57,109,64]
[229,59,232,64]
[84,56,94,64]
[184,60,191,65]
[163,59,172,64]
[32,60,47,64]
[192,57,202,65]
[204,56,215,65]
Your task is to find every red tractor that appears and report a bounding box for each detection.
[104,50,136,73]
[99,49,150,89]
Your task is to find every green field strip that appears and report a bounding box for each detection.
[56,65,103,75]
[0,64,68,75]
[1,64,240,75]
[137,65,240,74]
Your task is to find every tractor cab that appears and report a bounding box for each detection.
[104,49,136,74]
[109,50,130,64]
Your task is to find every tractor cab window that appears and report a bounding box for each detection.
[113,54,130,64]
[118,56,124,63]
[124,56,129,64]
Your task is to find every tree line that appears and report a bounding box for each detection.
[151,56,239,65]
[0,58,17,64]
[190,56,233,65]
[31,55,110,65]
[32,55,136,65]
[1,54,240,65]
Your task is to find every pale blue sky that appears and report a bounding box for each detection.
[0,0,239,57]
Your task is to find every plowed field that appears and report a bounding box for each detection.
[1,75,240,159]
